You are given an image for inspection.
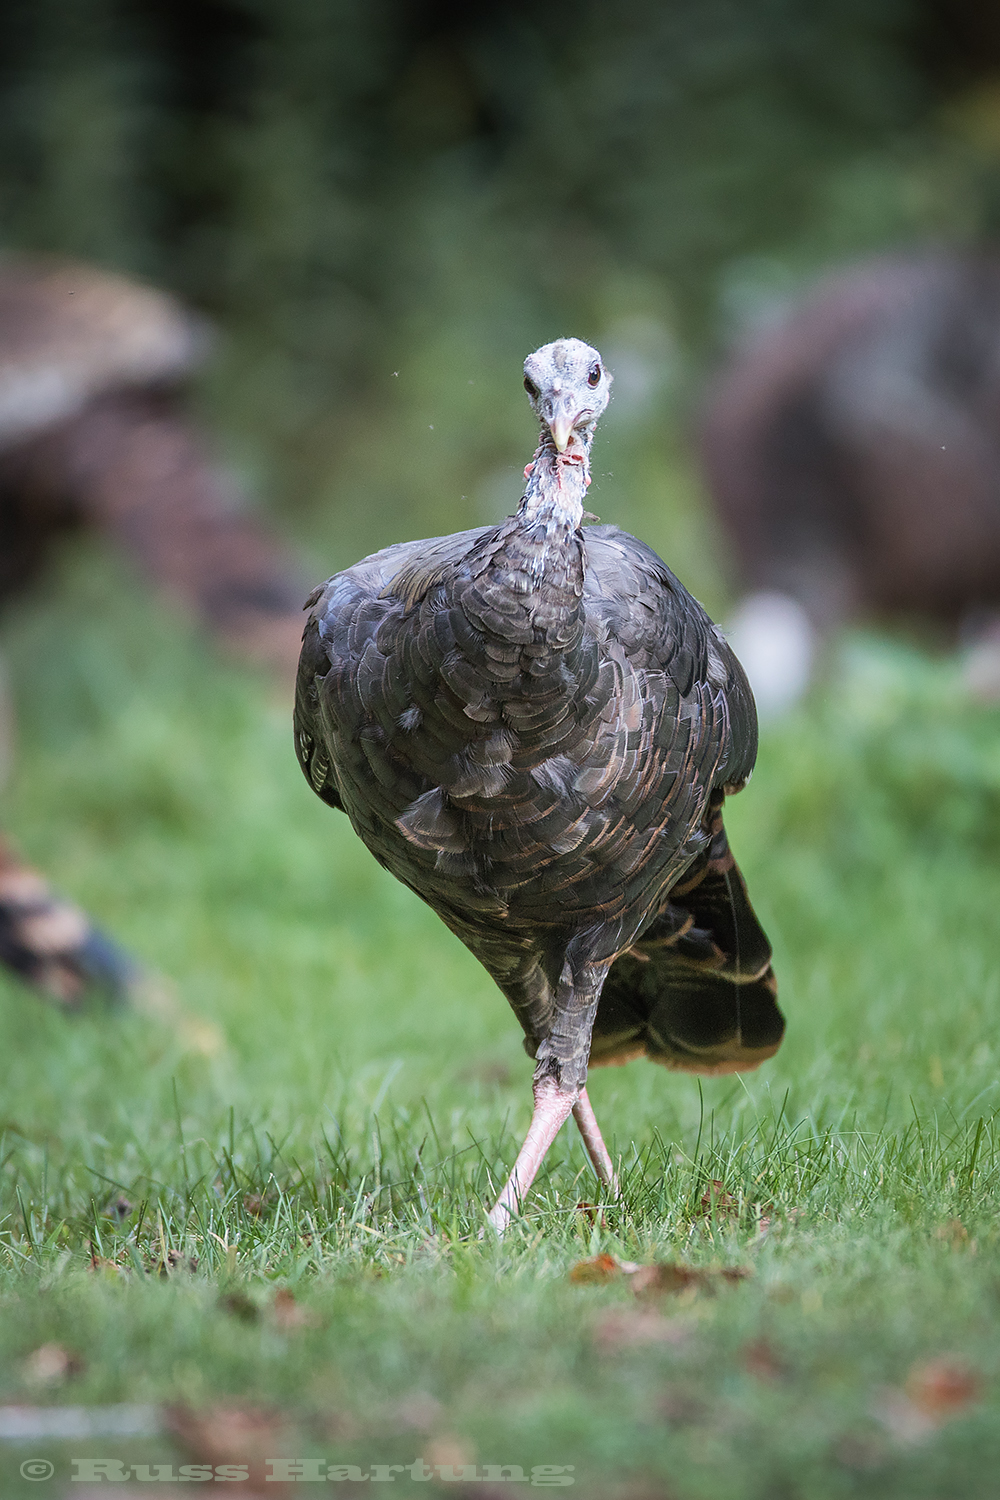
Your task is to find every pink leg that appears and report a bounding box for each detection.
[486,1075,576,1235]
[572,1087,619,1195]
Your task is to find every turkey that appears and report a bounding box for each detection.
[700,253,1000,712]
[0,255,306,676]
[0,833,136,1007]
[0,256,307,1007]
[295,339,782,1232]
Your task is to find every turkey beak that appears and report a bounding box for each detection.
[548,400,578,453]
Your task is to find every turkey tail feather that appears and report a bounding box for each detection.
[590,816,783,1073]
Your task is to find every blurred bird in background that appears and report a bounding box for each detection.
[296,339,781,1231]
[700,253,1000,715]
[0,256,307,1009]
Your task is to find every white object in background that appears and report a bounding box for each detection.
[725,591,815,719]
[0,653,12,788]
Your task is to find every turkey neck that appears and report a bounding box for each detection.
[517,434,590,542]
[480,433,591,644]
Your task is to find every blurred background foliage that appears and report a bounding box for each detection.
[2,0,1000,606]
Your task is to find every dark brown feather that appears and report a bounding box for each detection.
[295,514,779,1087]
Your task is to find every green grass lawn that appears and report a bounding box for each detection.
[2,545,1000,1498]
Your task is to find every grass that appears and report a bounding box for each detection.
[2,543,1000,1497]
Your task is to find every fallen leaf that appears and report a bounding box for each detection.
[873,1360,981,1449]
[220,1290,259,1323]
[243,1193,275,1219]
[626,1262,751,1298]
[760,1207,806,1238]
[575,1202,608,1227]
[593,1309,690,1351]
[906,1357,980,1419]
[23,1343,84,1386]
[166,1403,293,1486]
[933,1219,969,1249]
[271,1288,316,1331]
[153,1250,198,1277]
[699,1180,737,1217]
[87,1244,130,1278]
[569,1253,629,1284]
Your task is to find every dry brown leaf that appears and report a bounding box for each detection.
[569,1253,629,1283]
[152,1250,198,1277]
[166,1402,294,1487]
[699,1180,737,1217]
[220,1289,259,1323]
[873,1359,981,1448]
[243,1193,276,1219]
[575,1202,608,1227]
[570,1253,750,1297]
[933,1219,969,1248]
[271,1288,316,1331]
[88,1253,128,1278]
[593,1309,690,1351]
[626,1262,752,1298]
[906,1357,981,1419]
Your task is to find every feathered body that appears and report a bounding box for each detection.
[701,252,1000,628]
[295,338,781,1225]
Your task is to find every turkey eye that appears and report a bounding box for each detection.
[587,362,601,387]
[523,376,539,398]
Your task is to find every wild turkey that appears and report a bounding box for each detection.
[0,256,306,673]
[699,252,1000,711]
[295,338,782,1231]
[0,256,307,1006]
[0,834,137,1007]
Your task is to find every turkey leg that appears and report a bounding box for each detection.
[486,1080,618,1234]
[487,950,618,1232]
[486,1076,576,1234]
[572,1087,618,1193]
